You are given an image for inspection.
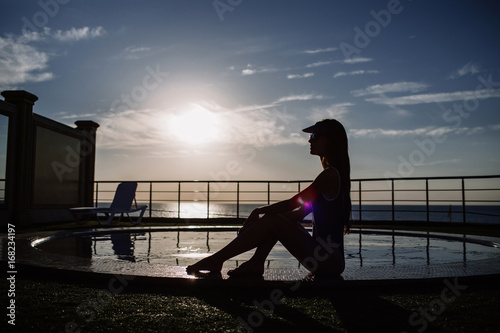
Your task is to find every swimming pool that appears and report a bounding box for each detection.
[33,227,500,271]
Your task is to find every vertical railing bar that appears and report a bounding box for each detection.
[236,182,240,219]
[462,178,466,224]
[207,182,210,219]
[359,180,362,222]
[95,182,99,207]
[177,182,181,219]
[269,181,272,205]
[391,179,395,222]
[149,182,153,218]
[425,179,430,222]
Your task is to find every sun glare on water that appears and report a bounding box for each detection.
[169,104,221,145]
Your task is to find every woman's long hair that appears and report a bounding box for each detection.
[322,119,352,233]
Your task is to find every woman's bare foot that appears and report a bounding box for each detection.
[227,260,264,277]
[186,256,223,275]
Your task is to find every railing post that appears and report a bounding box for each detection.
[177,182,181,219]
[425,179,430,222]
[149,182,153,218]
[462,178,466,223]
[391,179,395,222]
[95,182,99,207]
[236,182,240,219]
[267,182,270,205]
[359,180,362,222]
[207,182,210,219]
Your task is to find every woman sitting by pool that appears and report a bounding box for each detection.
[187,119,352,277]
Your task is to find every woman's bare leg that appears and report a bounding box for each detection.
[227,235,278,276]
[186,214,315,274]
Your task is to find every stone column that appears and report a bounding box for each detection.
[75,120,100,207]
[1,90,38,226]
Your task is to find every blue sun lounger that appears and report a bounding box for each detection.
[70,182,147,225]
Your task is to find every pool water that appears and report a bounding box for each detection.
[35,229,500,270]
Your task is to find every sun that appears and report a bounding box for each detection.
[169,104,221,145]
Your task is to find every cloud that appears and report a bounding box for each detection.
[342,57,373,64]
[221,107,303,148]
[17,26,106,43]
[303,47,337,54]
[426,126,485,137]
[241,64,279,76]
[306,57,372,68]
[0,34,53,88]
[96,109,167,149]
[274,93,326,103]
[333,70,379,78]
[308,103,353,122]
[0,27,106,89]
[55,112,98,120]
[122,46,153,60]
[241,69,256,75]
[51,26,106,42]
[306,61,334,68]
[349,126,486,138]
[365,88,500,105]
[423,159,461,166]
[351,82,429,97]
[349,127,431,138]
[18,28,48,42]
[448,62,480,79]
[287,73,314,79]
[96,103,304,151]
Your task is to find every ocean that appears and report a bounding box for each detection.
[135,202,500,224]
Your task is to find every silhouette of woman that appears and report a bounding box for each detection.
[187,119,351,277]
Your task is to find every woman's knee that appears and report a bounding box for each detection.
[261,213,290,230]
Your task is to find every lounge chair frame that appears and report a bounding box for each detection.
[70,182,147,225]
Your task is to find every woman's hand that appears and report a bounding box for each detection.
[238,208,262,234]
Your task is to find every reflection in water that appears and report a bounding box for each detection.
[357,232,363,267]
[110,233,136,262]
[35,230,498,269]
[352,230,472,268]
[391,233,395,266]
[426,232,430,265]
[36,235,92,264]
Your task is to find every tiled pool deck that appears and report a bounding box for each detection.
[3,226,500,288]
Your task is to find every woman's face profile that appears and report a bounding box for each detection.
[308,132,328,156]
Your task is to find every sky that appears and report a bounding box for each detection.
[1,0,500,183]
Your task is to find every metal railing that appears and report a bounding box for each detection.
[0,178,5,205]
[94,175,500,223]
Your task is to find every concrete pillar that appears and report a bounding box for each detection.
[75,120,100,207]
[1,90,38,226]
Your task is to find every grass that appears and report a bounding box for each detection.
[4,220,500,332]
[3,276,500,332]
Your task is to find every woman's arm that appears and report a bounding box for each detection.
[251,197,300,217]
[240,181,319,231]
[240,168,340,232]
[238,185,313,233]
[251,169,340,217]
